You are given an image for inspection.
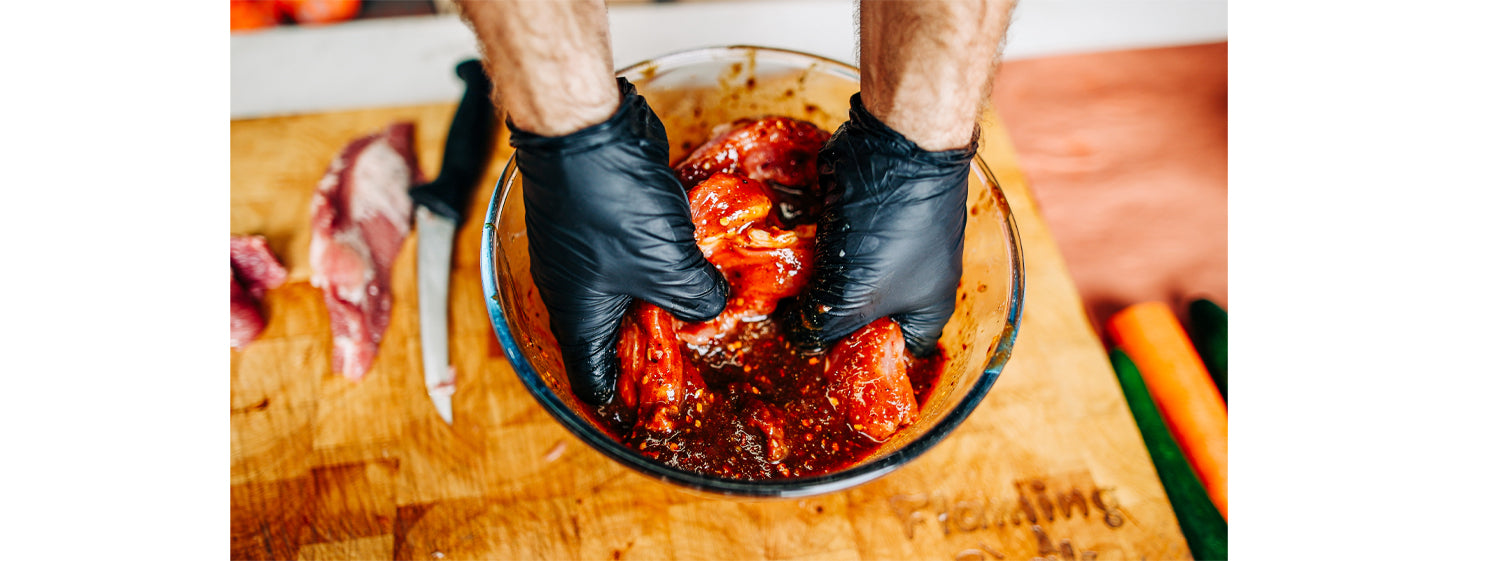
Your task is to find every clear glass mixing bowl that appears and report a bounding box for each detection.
[481,46,1024,498]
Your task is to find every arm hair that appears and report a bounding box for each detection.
[457,0,619,136]
[858,0,1017,150]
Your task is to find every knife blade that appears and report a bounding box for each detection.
[410,59,496,425]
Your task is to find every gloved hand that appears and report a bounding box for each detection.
[510,77,729,405]
[785,93,977,356]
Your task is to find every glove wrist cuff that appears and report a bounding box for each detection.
[508,77,659,156]
[846,93,979,167]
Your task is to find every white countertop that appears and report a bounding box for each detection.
[231,0,1227,119]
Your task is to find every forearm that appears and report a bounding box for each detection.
[858,0,1016,150]
[457,0,618,136]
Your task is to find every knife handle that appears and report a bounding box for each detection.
[410,59,497,222]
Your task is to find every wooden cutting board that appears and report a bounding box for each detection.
[231,102,1191,561]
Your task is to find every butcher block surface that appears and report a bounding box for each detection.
[231,102,1191,560]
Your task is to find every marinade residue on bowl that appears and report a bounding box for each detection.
[584,116,948,480]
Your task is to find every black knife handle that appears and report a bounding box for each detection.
[410,59,497,222]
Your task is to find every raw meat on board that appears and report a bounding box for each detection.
[309,122,422,380]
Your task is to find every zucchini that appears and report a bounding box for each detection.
[1187,299,1228,401]
[1111,348,1228,560]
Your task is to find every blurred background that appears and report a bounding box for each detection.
[231,0,1227,339]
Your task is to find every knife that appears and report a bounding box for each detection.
[410,59,496,425]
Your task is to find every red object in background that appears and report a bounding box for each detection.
[230,0,280,32]
[232,0,363,32]
[276,0,362,25]
[991,43,1228,334]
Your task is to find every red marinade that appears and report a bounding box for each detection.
[591,117,947,480]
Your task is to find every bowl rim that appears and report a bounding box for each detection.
[480,45,1025,498]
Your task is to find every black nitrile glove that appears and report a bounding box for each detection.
[785,93,977,356]
[510,77,729,405]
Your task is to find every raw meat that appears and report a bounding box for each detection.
[231,235,288,298]
[231,271,267,349]
[309,122,422,381]
[230,234,287,349]
[826,318,918,441]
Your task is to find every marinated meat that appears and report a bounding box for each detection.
[230,234,287,349]
[602,116,942,478]
[674,116,829,189]
[677,172,813,346]
[826,318,918,441]
[615,301,703,436]
[674,117,831,228]
[686,172,774,259]
[744,398,788,463]
[309,122,421,381]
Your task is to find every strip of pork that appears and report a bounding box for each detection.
[309,122,422,381]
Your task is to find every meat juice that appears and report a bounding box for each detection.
[587,116,948,480]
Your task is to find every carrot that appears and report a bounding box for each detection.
[1106,302,1228,520]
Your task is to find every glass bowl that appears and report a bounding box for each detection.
[481,46,1024,498]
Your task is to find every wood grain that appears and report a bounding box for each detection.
[231,102,1190,560]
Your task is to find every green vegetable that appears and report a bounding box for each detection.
[1111,348,1228,560]
[1187,299,1228,401]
